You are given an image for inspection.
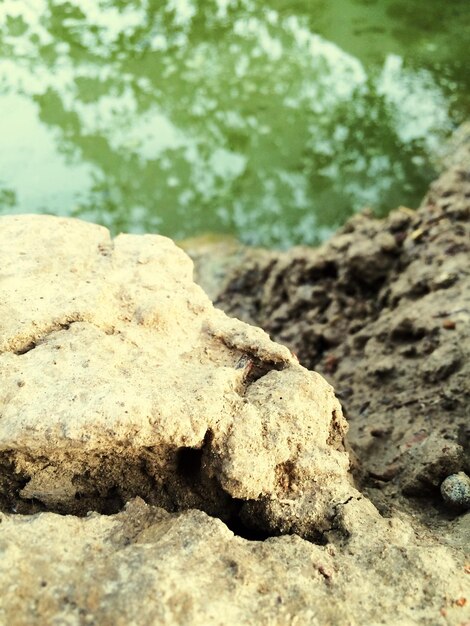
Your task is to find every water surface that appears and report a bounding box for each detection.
[0,0,468,246]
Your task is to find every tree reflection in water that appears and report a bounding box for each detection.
[0,0,462,246]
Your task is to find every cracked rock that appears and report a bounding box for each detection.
[0,214,359,538]
[0,498,467,626]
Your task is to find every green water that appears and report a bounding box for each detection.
[1,0,469,247]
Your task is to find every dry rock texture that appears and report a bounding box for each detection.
[0,172,469,624]
[0,497,468,626]
[0,213,357,541]
[209,142,470,519]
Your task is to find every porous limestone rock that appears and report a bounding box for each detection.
[0,214,356,539]
[0,498,468,626]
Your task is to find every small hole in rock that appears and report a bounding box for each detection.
[101,486,124,515]
[245,359,286,385]
[177,447,203,484]
[224,514,274,541]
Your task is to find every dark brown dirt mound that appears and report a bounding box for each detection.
[196,137,470,518]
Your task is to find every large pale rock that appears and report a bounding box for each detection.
[0,214,354,538]
[0,498,467,626]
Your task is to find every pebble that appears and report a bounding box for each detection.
[440,472,470,510]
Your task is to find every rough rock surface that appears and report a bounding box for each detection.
[0,214,356,540]
[0,497,468,626]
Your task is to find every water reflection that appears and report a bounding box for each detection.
[0,0,465,246]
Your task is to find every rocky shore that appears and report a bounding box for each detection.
[0,133,469,625]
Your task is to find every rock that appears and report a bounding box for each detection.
[441,472,470,511]
[401,433,465,496]
[0,497,468,626]
[420,343,463,383]
[0,214,357,540]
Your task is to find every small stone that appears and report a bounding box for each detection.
[442,319,456,330]
[368,356,395,378]
[440,472,470,510]
[387,208,413,232]
[432,272,458,290]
